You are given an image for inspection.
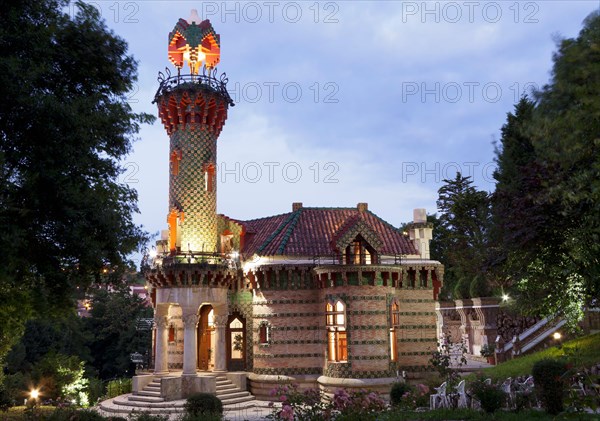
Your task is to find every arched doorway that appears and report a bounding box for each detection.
[197,305,214,371]
[226,313,246,371]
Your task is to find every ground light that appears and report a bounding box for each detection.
[553,331,562,340]
[501,293,510,302]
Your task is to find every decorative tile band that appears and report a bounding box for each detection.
[255,353,322,359]
[253,299,320,305]
[253,367,322,376]
[349,355,389,361]
[398,338,437,343]
[254,312,321,318]
[398,299,435,303]
[349,340,387,345]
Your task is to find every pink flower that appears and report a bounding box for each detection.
[280,404,294,421]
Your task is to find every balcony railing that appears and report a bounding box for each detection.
[153,66,234,106]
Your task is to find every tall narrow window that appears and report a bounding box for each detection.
[168,325,176,343]
[390,300,400,362]
[258,322,270,345]
[326,300,347,362]
[204,164,216,192]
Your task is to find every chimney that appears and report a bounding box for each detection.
[357,202,368,212]
[292,202,303,212]
[408,208,433,259]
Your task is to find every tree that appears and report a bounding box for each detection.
[492,12,600,328]
[436,173,491,299]
[84,285,153,379]
[0,0,154,363]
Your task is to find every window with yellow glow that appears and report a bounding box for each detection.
[390,299,400,361]
[326,300,347,362]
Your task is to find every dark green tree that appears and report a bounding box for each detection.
[0,0,154,363]
[436,173,491,299]
[84,285,153,379]
[493,12,600,327]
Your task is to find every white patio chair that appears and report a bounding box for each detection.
[430,381,448,409]
[454,380,469,408]
[501,377,514,409]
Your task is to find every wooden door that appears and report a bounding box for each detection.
[198,305,214,370]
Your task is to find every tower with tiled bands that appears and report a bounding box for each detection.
[155,12,233,255]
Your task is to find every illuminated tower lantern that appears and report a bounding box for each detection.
[156,9,232,254]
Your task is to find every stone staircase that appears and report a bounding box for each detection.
[98,375,256,416]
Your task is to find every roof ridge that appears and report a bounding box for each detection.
[239,211,292,224]
[365,209,402,233]
[256,211,297,254]
[277,208,304,254]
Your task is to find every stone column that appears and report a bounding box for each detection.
[182,313,200,376]
[154,315,170,375]
[214,314,228,372]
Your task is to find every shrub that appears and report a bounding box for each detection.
[390,382,412,407]
[469,275,490,298]
[46,408,105,421]
[87,377,105,405]
[131,414,169,421]
[532,358,569,415]
[184,392,223,417]
[105,378,131,399]
[469,378,506,413]
[0,386,13,412]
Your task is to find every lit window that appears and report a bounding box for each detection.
[229,317,244,359]
[390,300,400,361]
[204,164,216,192]
[344,235,376,265]
[168,325,176,343]
[326,300,347,362]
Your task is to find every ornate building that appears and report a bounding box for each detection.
[141,11,443,400]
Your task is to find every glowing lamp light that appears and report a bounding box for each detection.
[553,332,562,340]
[149,249,158,258]
[30,389,39,399]
[167,10,222,75]
[501,293,510,302]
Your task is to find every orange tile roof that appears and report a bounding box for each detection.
[238,207,417,257]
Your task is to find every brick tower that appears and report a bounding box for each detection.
[154,10,233,256]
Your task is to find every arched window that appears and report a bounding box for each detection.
[390,299,400,362]
[326,300,347,362]
[168,325,176,343]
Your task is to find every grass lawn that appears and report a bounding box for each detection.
[1,406,55,420]
[469,332,600,381]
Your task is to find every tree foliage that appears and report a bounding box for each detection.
[491,11,600,327]
[84,285,153,379]
[0,0,154,362]
[435,173,491,299]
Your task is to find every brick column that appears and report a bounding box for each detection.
[182,313,200,375]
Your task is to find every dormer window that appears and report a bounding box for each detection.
[344,235,377,265]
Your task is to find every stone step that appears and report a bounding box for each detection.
[222,399,257,410]
[128,394,165,403]
[113,396,180,408]
[221,395,256,406]
[216,384,237,391]
[137,390,162,397]
[217,389,250,397]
